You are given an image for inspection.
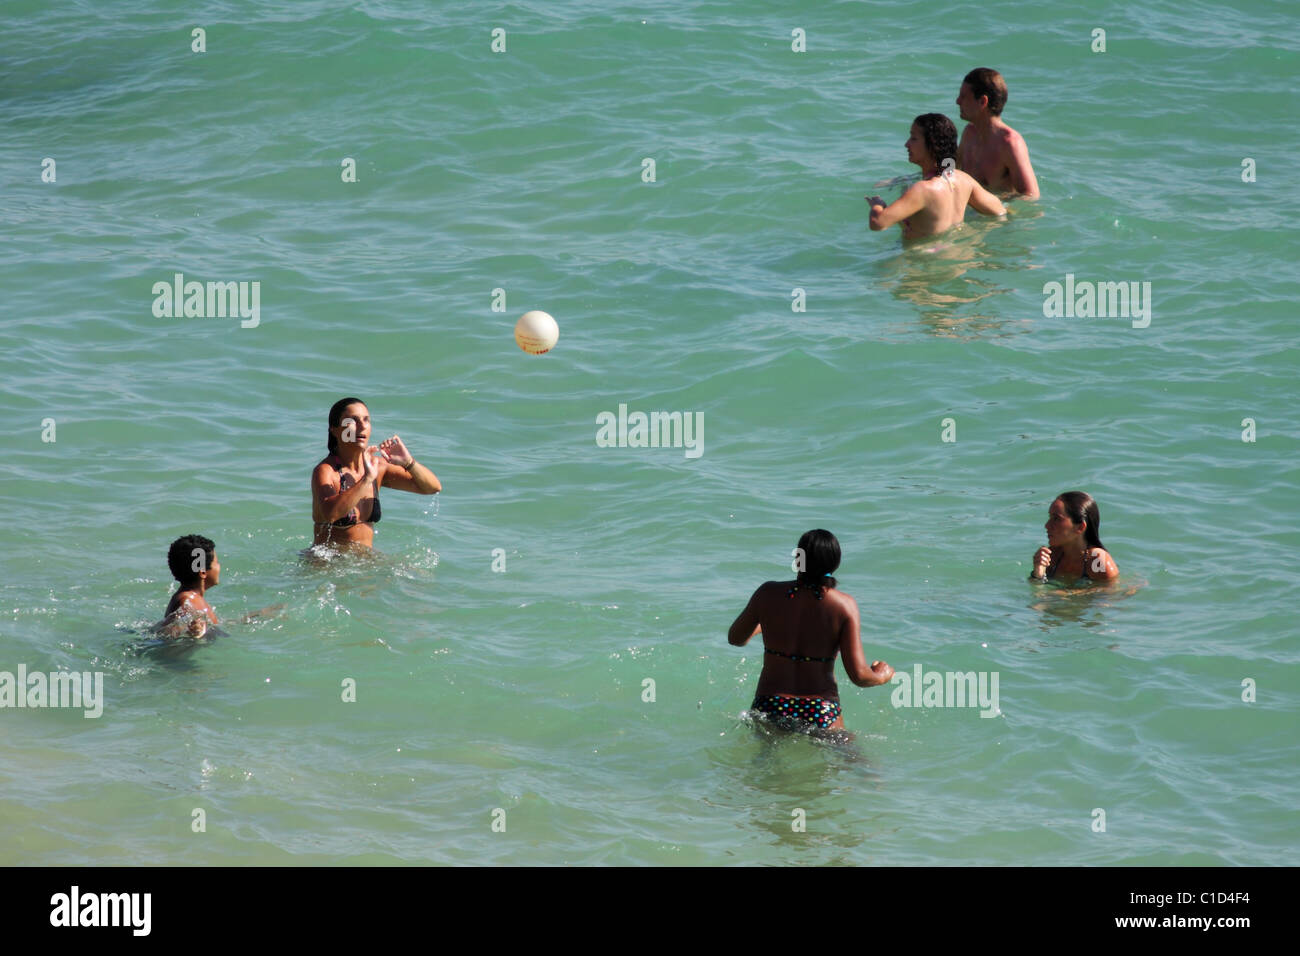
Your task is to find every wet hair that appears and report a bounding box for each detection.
[795,529,841,591]
[912,114,958,172]
[327,397,367,454]
[1056,491,1107,553]
[168,534,215,587]
[963,67,1008,116]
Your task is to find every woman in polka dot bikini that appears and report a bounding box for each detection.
[728,529,894,735]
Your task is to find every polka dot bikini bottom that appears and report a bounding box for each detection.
[751,694,842,729]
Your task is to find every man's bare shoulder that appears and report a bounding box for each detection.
[165,590,205,618]
[997,123,1029,152]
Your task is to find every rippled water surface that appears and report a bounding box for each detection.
[1,0,1297,865]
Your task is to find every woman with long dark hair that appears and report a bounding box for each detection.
[1030,491,1119,583]
[310,397,441,549]
[728,530,894,733]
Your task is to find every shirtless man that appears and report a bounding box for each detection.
[163,534,221,638]
[868,113,1006,240]
[158,534,281,639]
[956,67,1039,198]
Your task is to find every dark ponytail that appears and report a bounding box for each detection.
[795,529,841,592]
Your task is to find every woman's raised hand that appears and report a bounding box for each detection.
[361,447,381,484]
[378,435,414,467]
[1033,546,1053,578]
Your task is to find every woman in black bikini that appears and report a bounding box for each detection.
[728,529,894,733]
[1030,491,1119,584]
[311,397,442,549]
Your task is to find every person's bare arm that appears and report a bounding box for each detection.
[1006,133,1039,198]
[237,604,286,624]
[375,437,442,494]
[868,183,926,231]
[837,596,894,687]
[967,177,1007,217]
[727,588,763,646]
[378,462,442,494]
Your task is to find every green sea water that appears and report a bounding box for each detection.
[1,0,1297,865]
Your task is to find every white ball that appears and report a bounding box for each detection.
[514,310,559,355]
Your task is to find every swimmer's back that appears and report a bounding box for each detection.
[751,580,856,698]
[902,171,972,239]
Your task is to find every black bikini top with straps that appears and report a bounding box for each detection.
[324,454,381,527]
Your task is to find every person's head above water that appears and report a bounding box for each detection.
[327,396,369,454]
[959,67,1008,118]
[1046,491,1107,553]
[795,528,841,589]
[167,534,218,590]
[907,114,958,174]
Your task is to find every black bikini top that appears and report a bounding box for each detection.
[325,454,381,527]
[1047,549,1089,581]
[765,647,835,664]
[786,582,825,600]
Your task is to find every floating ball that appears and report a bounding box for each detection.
[514,310,559,355]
